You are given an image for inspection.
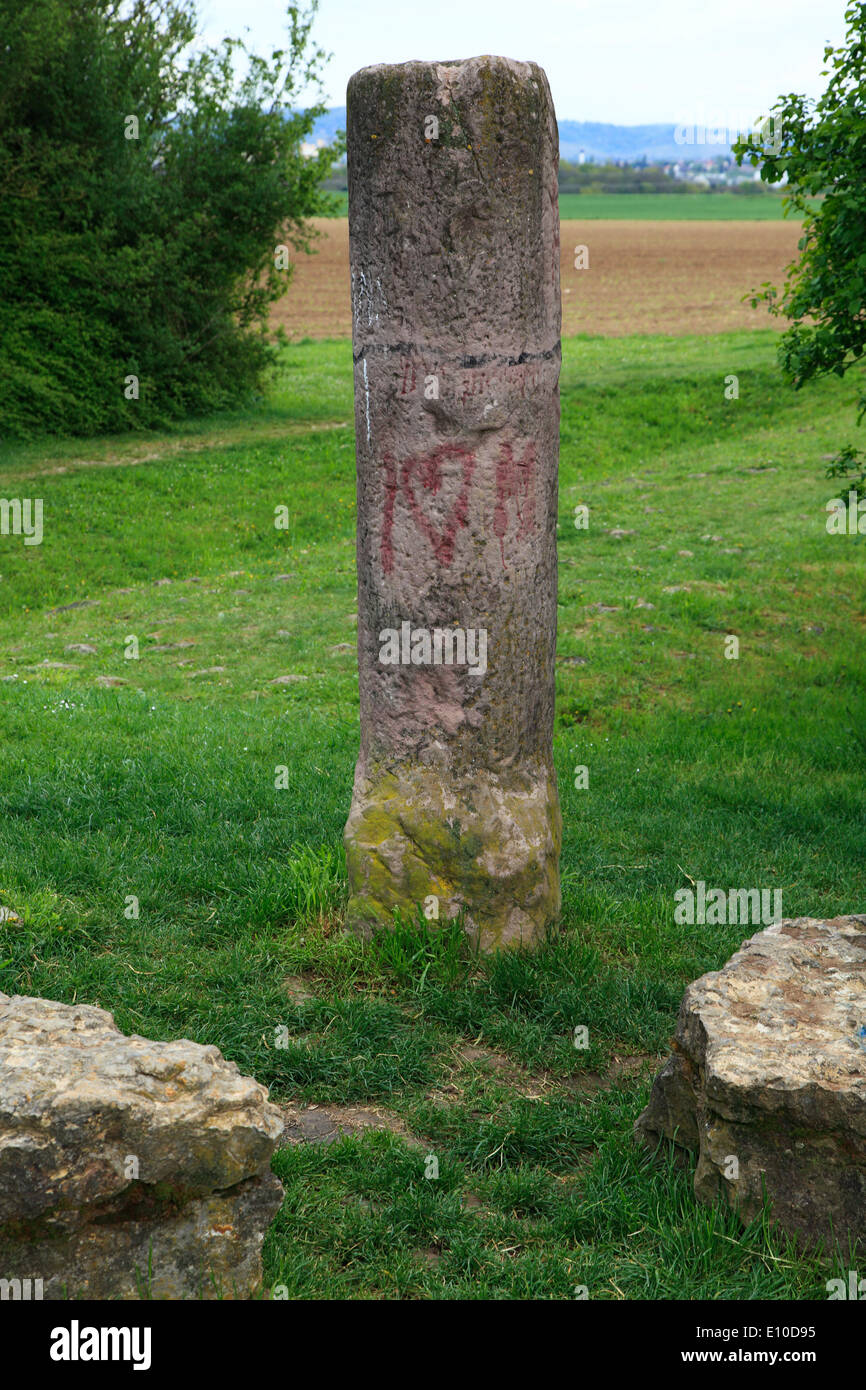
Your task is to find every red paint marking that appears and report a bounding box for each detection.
[380,438,536,574]
[493,440,536,567]
[399,358,417,396]
[401,444,475,567]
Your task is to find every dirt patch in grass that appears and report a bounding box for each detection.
[277,1102,425,1149]
[454,1044,553,1099]
[283,974,318,1004]
[562,1052,659,1096]
[426,1042,659,1107]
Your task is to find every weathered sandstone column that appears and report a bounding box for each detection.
[344,56,561,951]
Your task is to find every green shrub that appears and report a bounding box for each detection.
[0,0,342,439]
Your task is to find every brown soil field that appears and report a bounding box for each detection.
[270,217,801,340]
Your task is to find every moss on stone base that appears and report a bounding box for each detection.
[344,764,561,951]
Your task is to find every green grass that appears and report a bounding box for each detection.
[322,191,803,220]
[0,329,863,1299]
[557,191,805,220]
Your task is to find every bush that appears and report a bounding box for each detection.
[0,0,343,439]
[734,0,866,499]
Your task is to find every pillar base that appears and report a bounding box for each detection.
[344,764,561,951]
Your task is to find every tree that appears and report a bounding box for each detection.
[734,1,866,501]
[0,0,343,438]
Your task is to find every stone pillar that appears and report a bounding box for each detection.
[344,55,561,951]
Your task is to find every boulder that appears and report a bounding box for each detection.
[0,993,284,1299]
[635,916,866,1253]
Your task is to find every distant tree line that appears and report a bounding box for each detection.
[558,161,686,194]
[557,160,775,195]
[321,157,775,201]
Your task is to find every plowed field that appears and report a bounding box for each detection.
[270,217,802,340]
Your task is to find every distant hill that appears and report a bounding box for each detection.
[557,120,734,163]
[308,108,735,162]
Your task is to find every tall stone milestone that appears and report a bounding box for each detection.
[344,56,562,951]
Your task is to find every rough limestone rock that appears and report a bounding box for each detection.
[0,994,284,1299]
[344,56,562,951]
[635,916,866,1252]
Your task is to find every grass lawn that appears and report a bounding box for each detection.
[323,191,804,220]
[0,329,863,1299]
[558,193,803,220]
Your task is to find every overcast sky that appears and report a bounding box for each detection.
[194,0,847,125]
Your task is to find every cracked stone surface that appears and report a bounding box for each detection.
[635,916,866,1253]
[344,56,562,950]
[0,993,284,1299]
